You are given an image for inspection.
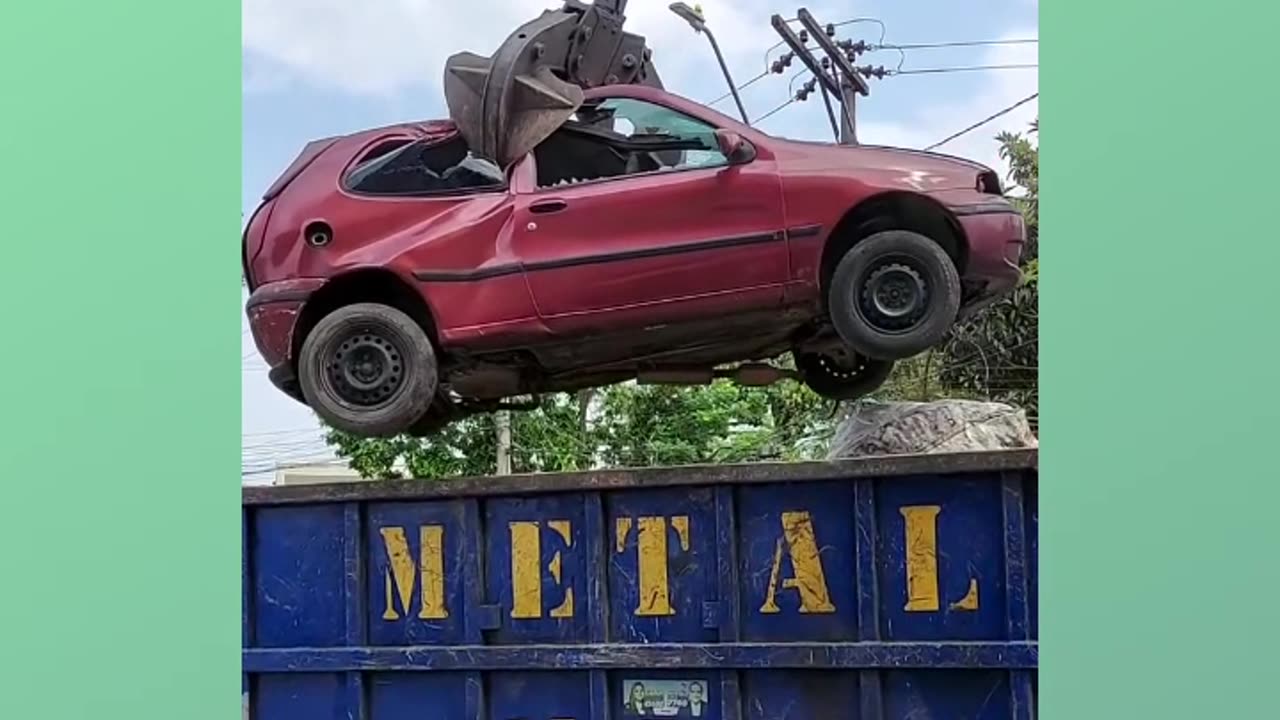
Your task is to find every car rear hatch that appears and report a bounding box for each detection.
[242,136,341,289]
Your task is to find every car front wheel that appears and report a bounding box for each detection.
[298,302,438,438]
[828,229,962,361]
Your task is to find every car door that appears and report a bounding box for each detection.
[510,96,787,336]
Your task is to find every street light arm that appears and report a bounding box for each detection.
[669,3,751,125]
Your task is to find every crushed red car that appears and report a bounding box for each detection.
[243,84,1025,437]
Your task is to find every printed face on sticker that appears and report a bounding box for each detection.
[689,682,704,703]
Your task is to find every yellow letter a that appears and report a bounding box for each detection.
[759,511,836,614]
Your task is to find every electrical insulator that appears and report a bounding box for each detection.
[857,64,889,79]
[825,23,836,36]
[771,51,795,74]
[821,56,831,69]
[799,29,809,43]
[835,39,869,54]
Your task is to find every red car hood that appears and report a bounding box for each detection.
[777,138,1002,194]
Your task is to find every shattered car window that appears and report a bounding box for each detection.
[534,98,729,189]
[344,136,505,196]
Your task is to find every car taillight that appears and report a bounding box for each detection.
[977,170,1002,195]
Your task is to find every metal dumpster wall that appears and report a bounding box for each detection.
[242,449,1038,720]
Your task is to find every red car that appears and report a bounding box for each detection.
[243,84,1025,437]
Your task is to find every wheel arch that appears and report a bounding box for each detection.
[818,191,968,298]
[290,268,440,372]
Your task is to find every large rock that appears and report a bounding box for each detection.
[826,399,1038,459]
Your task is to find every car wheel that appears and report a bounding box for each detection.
[298,302,438,438]
[406,397,457,437]
[828,229,962,361]
[795,350,894,401]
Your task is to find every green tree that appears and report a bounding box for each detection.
[323,375,839,479]
[937,118,1039,425]
[325,393,590,479]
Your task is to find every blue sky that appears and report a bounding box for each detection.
[241,0,1039,480]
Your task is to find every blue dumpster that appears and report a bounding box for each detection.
[243,449,1038,719]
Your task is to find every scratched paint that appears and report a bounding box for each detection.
[510,521,545,619]
[608,488,717,644]
[243,455,1038,719]
[379,525,447,620]
[759,511,837,615]
[618,515,691,617]
[878,476,1008,642]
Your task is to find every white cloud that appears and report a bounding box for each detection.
[856,28,1039,187]
[242,0,777,98]
[243,0,1036,184]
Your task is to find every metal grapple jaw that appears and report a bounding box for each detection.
[443,0,662,168]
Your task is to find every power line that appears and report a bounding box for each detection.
[749,16,888,105]
[753,97,797,125]
[765,17,887,61]
[708,70,769,106]
[894,63,1037,76]
[878,38,1037,50]
[711,22,1035,108]
[924,92,1039,151]
[242,426,326,439]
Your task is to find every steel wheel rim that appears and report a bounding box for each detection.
[321,327,406,409]
[855,256,930,334]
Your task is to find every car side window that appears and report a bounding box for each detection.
[533,97,729,189]
[344,135,506,196]
[591,98,729,172]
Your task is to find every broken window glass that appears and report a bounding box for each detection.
[344,135,505,196]
[534,97,729,189]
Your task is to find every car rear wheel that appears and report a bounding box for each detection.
[298,302,438,438]
[828,229,961,361]
[795,349,894,401]
[406,396,457,437]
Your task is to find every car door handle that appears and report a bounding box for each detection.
[529,199,568,214]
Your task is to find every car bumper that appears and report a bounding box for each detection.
[245,278,324,402]
[954,202,1026,299]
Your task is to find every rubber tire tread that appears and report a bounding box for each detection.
[828,229,962,361]
[298,302,438,438]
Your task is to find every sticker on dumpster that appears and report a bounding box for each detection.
[621,679,708,717]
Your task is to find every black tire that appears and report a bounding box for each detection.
[406,397,457,437]
[828,229,961,361]
[795,351,895,401]
[298,302,438,438]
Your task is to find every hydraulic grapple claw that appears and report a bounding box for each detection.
[442,0,662,168]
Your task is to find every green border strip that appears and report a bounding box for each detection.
[1043,1,1277,717]
[0,2,240,718]
[1,1,1277,718]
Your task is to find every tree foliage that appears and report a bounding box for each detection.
[938,118,1039,424]
[324,378,840,480]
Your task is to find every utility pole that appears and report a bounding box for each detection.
[795,8,869,146]
[839,82,858,144]
[495,411,512,475]
[767,9,877,144]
